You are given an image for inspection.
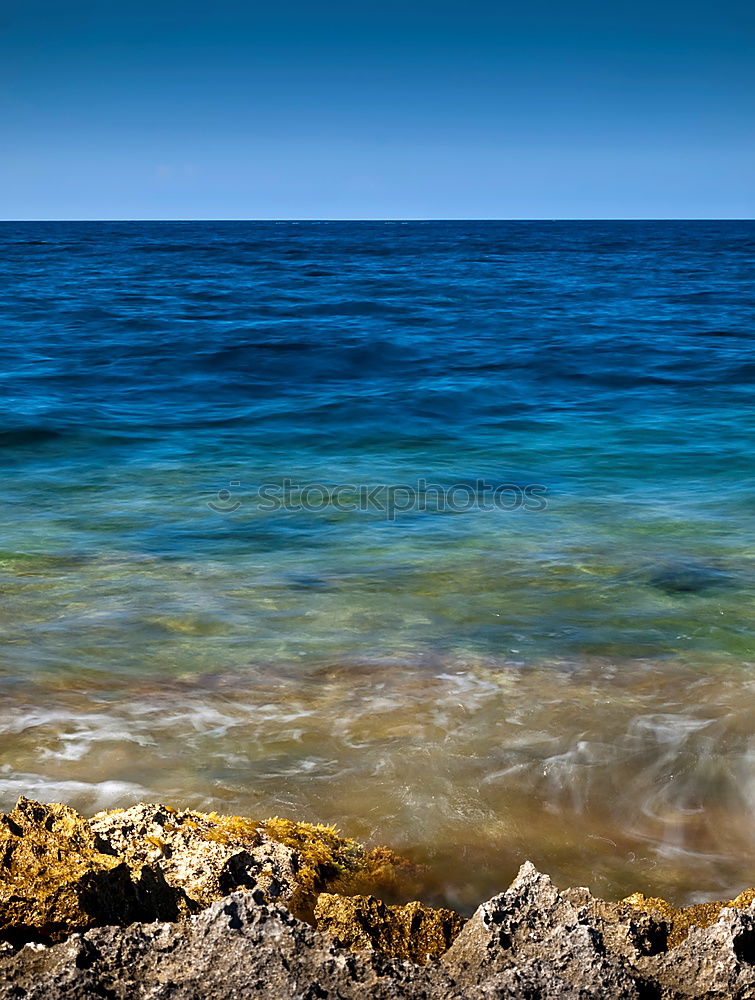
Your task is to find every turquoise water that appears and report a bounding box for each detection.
[2,220,755,910]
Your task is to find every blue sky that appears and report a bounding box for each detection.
[1,0,754,218]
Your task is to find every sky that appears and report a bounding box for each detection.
[1,0,754,219]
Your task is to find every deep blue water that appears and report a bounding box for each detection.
[2,221,755,907]
[4,221,755,447]
[2,221,755,661]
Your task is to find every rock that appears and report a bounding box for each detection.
[0,890,462,1000]
[622,888,755,949]
[90,803,299,910]
[0,798,185,946]
[4,865,755,999]
[643,905,755,998]
[256,815,423,921]
[90,805,420,923]
[314,892,465,962]
[0,797,421,947]
[646,561,732,595]
[442,862,646,998]
[4,799,755,998]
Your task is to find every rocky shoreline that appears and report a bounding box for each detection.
[2,798,755,998]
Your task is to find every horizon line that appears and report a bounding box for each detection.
[1,217,754,224]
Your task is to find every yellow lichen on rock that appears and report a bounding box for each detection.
[622,889,755,949]
[89,804,422,924]
[0,798,184,946]
[203,812,261,843]
[0,797,436,953]
[90,803,290,910]
[731,887,755,909]
[262,817,363,891]
[314,892,465,962]
[260,816,426,922]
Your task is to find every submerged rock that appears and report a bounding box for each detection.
[646,560,733,595]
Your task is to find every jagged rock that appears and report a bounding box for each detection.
[561,889,671,959]
[441,861,651,999]
[4,800,755,998]
[4,867,755,999]
[7,880,755,999]
[623,887,755,948]
[642,904,755,998]
[90,803,299,910]
[0,890,462,999]
[314,892,465,962]
[90,804,419,924]
[0,798,422,947]
[0,798,186,947]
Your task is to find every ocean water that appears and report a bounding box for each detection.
[2,220,755,911]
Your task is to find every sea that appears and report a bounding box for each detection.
[1,220,755,911]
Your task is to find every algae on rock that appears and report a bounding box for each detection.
[90,803,297,911]
[11,790,755,999]
[260,816,423,921]
[623,887,755,949]
[0,798,185,946]
[314,892,465,962]
[90,804,421,923]
[0,798,424,946]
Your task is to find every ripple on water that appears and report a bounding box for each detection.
[2,653,755,912]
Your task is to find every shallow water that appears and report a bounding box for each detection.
[1,221,755,911]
